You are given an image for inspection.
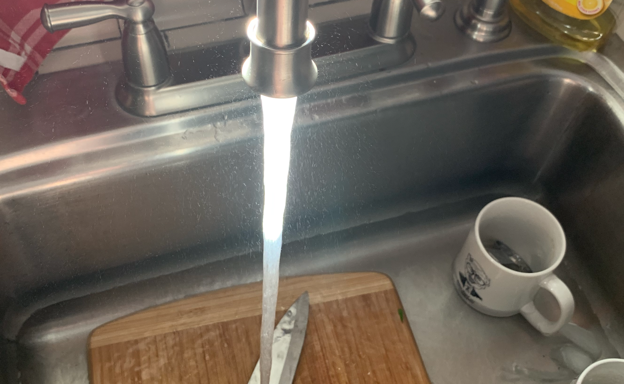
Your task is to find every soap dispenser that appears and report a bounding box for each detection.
[510,0,619,51]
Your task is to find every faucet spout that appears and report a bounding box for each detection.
[256,0,308,48]
[242,0,318,98]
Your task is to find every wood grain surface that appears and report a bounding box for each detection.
[89,272,431,384]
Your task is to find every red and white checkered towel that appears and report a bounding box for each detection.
[0,1,69,104]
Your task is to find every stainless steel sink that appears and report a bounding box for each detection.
[2,0,624,383]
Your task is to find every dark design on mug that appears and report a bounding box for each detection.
[458,253,490,302]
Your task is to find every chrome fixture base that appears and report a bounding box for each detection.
[455,0,511,43]
[242,18,318,98]
[369,0,444,43]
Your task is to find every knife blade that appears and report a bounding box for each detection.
[248,291,310,384]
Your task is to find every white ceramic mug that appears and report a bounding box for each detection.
[453,197,574,336]
[575,359,624,383]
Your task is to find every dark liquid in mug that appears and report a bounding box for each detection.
[484,240,533,273]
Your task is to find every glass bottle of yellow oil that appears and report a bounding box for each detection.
[510,0,617,51]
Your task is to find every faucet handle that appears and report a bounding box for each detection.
[369,0,444,43]
[41,0,154,33]
[413,0,445,21]
[41,0,170,88]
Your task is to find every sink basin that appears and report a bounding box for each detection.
[1,2,624,383]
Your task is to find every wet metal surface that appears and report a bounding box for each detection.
[1,0,624,383]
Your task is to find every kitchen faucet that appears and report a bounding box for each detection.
[40,0,512,116]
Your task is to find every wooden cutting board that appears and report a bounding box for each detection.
[89,272,431,384]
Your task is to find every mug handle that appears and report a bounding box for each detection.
[520,274,575,336]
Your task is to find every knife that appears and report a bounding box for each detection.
[248,291,310,384]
